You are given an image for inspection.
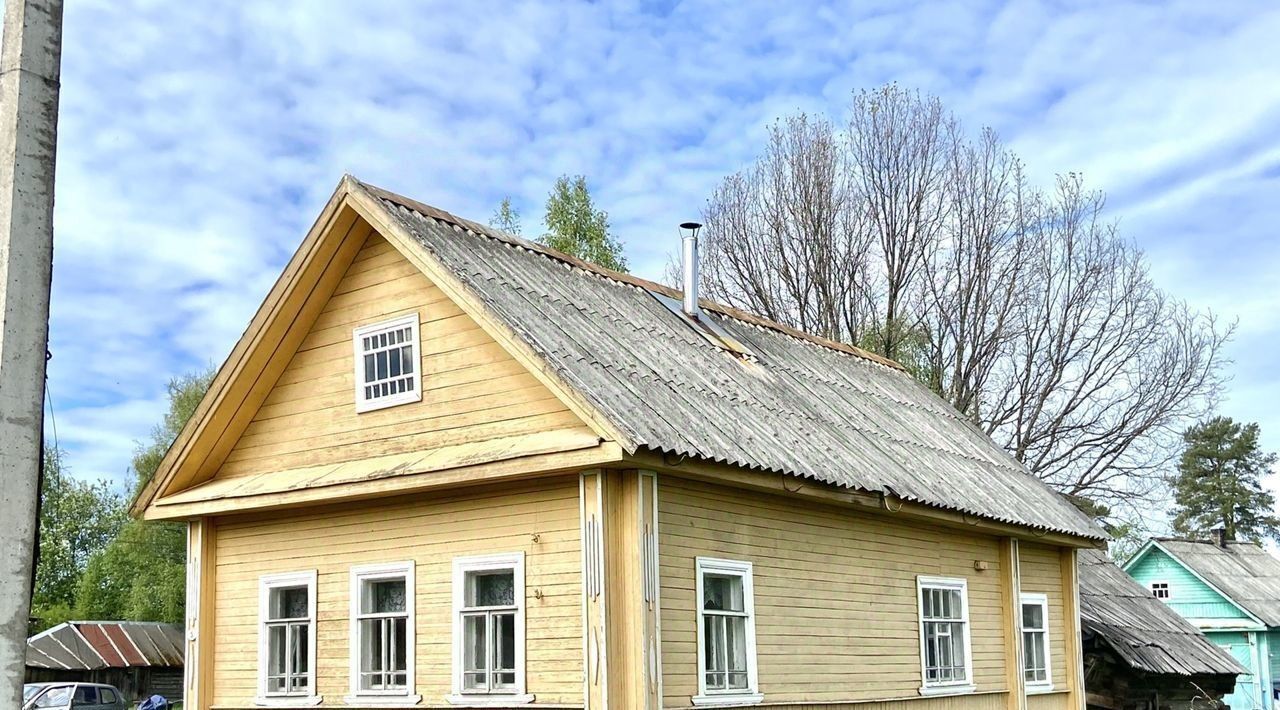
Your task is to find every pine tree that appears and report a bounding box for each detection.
[1170,416,1280,543]
[490,196,522,236]
[541,175,627,272]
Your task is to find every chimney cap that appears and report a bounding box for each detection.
[680,221,703,232]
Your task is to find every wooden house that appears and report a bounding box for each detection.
[132,176,1106,710]
[1125,537,1280,710]
[1078,550,1242,710]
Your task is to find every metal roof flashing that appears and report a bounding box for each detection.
[649,290,756,360]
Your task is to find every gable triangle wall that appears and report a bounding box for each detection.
[214,228,593,480]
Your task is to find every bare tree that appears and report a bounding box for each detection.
[699,113,873,343]
[983,174,1230,506]
[691,85,1232,517]
[847,85,950,360]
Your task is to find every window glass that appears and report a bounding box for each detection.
[357,572,410,692]
[33,687,71,708]
[920,580,970,686]
[100,688,117,704]
[1022,597,1050,685]
[73,686,98,705]
[461,568,518,692]
[262,576,313,696]
[697,560,756,697]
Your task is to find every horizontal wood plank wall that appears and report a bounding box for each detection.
[1018,543,1068,691]
[750,692,1008,710]
[657,476,1009,708]
[217,231,593,478]
[1026,692,1071,710]
[210,477,582,708]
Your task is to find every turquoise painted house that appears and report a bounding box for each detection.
[1125,536,1280,710]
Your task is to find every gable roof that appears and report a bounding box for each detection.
[352,178,1103,541]
[1078,549,1244,677]
[1141,538,1280,627]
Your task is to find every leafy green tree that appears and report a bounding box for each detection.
[541,175,627,272]
[490,196,522,236]
[30,446,127,631]
[75,368,214,623]
[1170,416,1280,543]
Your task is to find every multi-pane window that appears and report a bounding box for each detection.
[350,562,414,697]
[696,558,760,703]
[1151,582,1171,600]
[1021,594,1052,689]
[918,577,974,693]
[451,553,529,702]
[353,314,421,412]
[258,571,317,702]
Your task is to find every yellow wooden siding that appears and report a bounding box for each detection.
[1026,691,1070,710]
[216,231,592,479]
[209,477,582,708]
[747,691,1009,710]
[1018,543,1068,690]
[657,476,1009,707]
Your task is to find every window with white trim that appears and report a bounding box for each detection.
[258,571,318,704]
[694,557,762,706]
[1021,593,1052,690]
[349,562,416,700]
[1151,582,1171,600]
[917,576,975,695]
[450,553,531,705]
[353,314,421,413]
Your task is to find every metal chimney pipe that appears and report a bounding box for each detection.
[680,222,702,319]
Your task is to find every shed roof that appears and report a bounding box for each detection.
[1152,538,1280,627]
[358,179,1104,540]
[1079,549,1245,676]
[26,622,183,670]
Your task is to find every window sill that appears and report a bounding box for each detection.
[444,693,535,706]
[1027,685,1058,695]
[919,684,977,697]
[254,696,324,707]
[342,694,424,706]
[691,692,765,707]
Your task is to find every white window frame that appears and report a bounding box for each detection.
[346,561,420,706]
[917,576,976,696]
[256,571,321,707]
[1020,593,1054,693]
[1150,581,1172,600]
[692,557,763,707]
[448,552,532,706]
[352,313,422,413]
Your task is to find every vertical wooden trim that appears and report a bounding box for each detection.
[1060,547,1084,710]
[580,471,607,710]
[185,518,216,709]
[640,471,663,710]
[1000,538,1026,710]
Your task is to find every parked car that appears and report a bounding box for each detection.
[22,683,127,710]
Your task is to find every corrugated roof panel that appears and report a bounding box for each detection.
[1080,549,1244,676]
[76,624,126,667]
[25,623,183,670]
[367,184,1105,540]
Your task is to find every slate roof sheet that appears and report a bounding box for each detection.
[1156,538,1280,627]
[359,180,1105,540]
[1079,549,1244,676]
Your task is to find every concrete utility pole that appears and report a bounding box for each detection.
[0,0,62,705]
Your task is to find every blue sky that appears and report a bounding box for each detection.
[25,0,1280,505]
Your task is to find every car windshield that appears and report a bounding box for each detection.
[30,685,72,708]
[23,685,45,702]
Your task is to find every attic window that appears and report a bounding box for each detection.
[1151,581,1171,600]
[353,314,421,413]
[649,291,754,358]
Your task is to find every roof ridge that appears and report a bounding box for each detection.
[356,178,907,373]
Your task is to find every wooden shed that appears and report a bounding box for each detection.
[1079,550,1243,710]
[25,621,185,702]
